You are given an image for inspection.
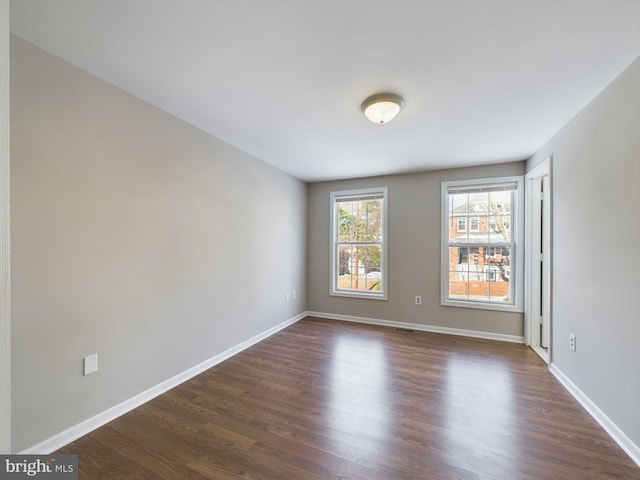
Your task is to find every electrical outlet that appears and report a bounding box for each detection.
[292,289,296,300]
[569,333,576,352]
[415,296,422,305]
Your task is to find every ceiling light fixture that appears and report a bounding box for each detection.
[361,93,404,124]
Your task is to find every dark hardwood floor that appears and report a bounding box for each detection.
[58,317,640,479]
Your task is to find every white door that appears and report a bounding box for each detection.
[525,159,551,363]
[540,174,551,349]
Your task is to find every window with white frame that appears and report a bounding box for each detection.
[330,187,387,299]
[441,177,523,312]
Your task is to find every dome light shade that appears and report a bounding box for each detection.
[361,93,404,124]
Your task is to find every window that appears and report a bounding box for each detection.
[441,177,523,312]
[330,187,387,299]
[457,217,467,231]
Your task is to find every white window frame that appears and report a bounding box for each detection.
[330,187,388,300]
[441,176,524,312]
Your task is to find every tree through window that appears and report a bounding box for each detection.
[330,187,387,299]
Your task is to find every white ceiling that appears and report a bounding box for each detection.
[10,1,640,182]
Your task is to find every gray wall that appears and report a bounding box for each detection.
[307,162,526,337]
[528,56,640,447]
[0,0,10,454]
[10,37,307,452]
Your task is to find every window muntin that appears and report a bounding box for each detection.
[330,187,387,299]
[442,177,523,312]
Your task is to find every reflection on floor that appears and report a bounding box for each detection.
[59,317,640,479]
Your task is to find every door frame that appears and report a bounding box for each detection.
[524,156,552,364]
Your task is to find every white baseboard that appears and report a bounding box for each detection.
[306,311,524,344]
[20,312,306,454]
[550,363,640,467]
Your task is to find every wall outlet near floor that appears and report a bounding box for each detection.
[415,296,422,305]
[292,289,296,300]
[83,354,98,376]
[569,334,576,352]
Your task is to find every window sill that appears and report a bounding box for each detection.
[441,298,522,313]
[331,291,387,301]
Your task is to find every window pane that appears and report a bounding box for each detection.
[469,193,488,216]
[486,273,511,303]
[449,242,512,303]
[489,190,511,244]
[470,247,481,270]
[449,271,468,300]
[338,204,356,242]
[450,193,468,216]
[337,245,382,292]
[358,199,383,242]
[339,199,383,243]
[337,245,353,276]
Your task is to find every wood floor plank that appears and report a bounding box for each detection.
[58,317,640,479]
